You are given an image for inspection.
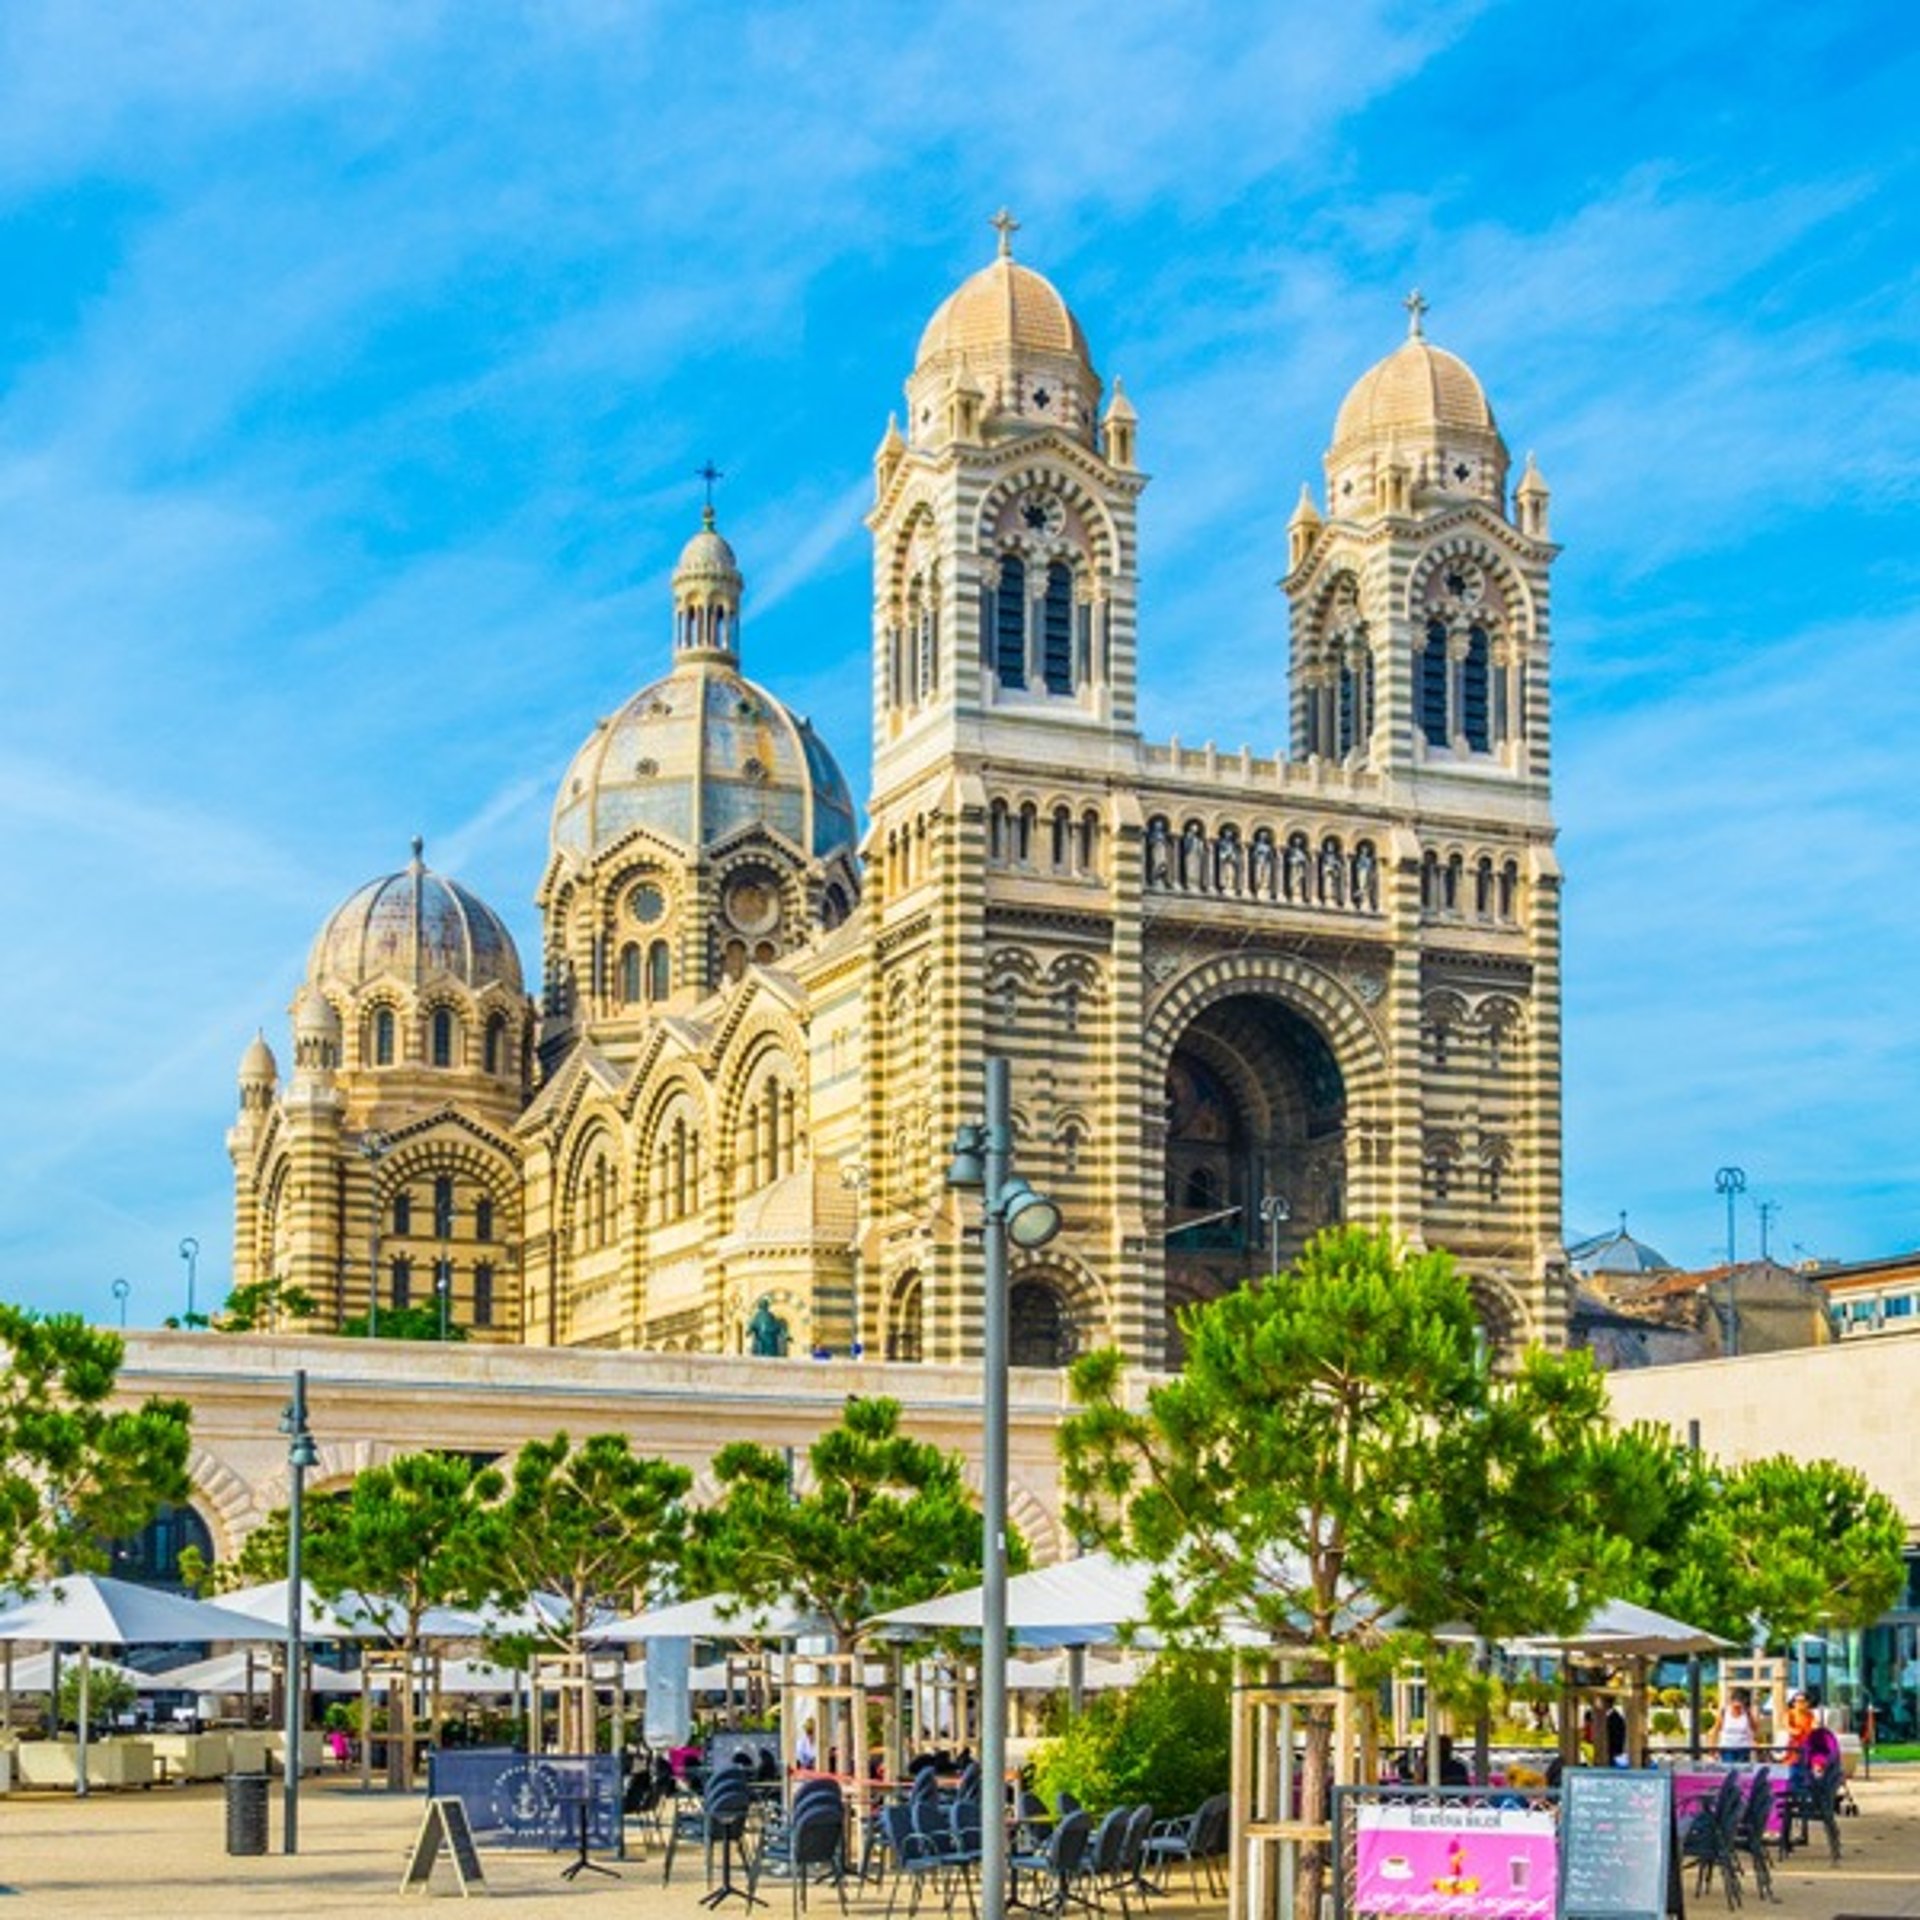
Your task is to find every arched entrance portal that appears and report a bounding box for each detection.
[1163,992,1347,1353]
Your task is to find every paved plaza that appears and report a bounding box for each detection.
[0,1769,1917,1916]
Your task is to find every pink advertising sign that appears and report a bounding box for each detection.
[1353,1803,1557,1918]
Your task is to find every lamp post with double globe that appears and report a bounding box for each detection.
[947,1057,1062,1920]
[177,1236,199,1326]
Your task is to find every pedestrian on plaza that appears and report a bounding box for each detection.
[1784,1689,1817,1767]
[1712,1688,1757,1764]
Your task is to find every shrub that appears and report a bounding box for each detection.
[1029,1659,1229,1817]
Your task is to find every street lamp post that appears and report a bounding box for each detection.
[110,1277,130,1328]
[360,1133,388,1338]
[1715,1165,1748,1355]
[177,1236,199,1325]
[1258,1192,1292,1275]
[947,1057,1062,1920]
[278,1370,318,1854]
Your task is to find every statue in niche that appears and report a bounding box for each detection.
[1215,830,1241,893]
[1320,843,1345,906]
[1284,838,1309,902]
[1180,822,1207,889]
[1353,844,1379,910]
[1250,831,1276,898]
[746,1297,790,1358]
[1146,818,1173,887]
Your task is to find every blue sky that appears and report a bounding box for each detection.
[2,1,1916,1324]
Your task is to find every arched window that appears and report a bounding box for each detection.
[619,943,642,1003]
[1475,856,1495,917]
[1462,626,1491,751]
[1042,562,1074,694]
[1420,620,1450,746]
[995,556,1027,688]
[373,1006,396,1066]
[988,799,1009,863]
[1016,804,1035,864]
[1184,1165,1219,1211]
[647,940,671,1000]
[474,1196,494,1243]
[392,1192,412,1237]
[1079,810,1100,876]
[433,1174,455,1239]
[484,1013,506,1074]
[1499,860,1519,921]
[1051,806,1071,870]
[473,1262,495,1328]
[1010,1279,1072,1369]
[391,1256,413,1310]
[430,1006,455,1068]
[887,1273,924,1363]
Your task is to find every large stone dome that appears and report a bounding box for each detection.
[551,661,857,866]
[308,841,523,993]
[915,253,1091,370]
[1332,336,1496,449]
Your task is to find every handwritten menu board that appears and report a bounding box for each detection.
[1557,1770,1675,1920]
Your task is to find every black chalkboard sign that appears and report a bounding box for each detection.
[1558,1769,1674,1920]
[400,1795,488,1897]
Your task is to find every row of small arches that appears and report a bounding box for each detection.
[1420,850,1523,921]
[1145,817,1382,912]
[1424,1132,1515,1206]
[364,1004,516,1076]
[987,800,1102,877]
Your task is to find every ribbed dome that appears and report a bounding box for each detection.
[551,663,857,866]
[1332,336,1495,449]
[308,842,524,993]
[238,1030,278,1082]
[673,511,743,595]
[915,255,1091,369]
[1566,1220,1675,1279]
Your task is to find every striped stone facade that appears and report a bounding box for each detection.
[229,239,1569,1367]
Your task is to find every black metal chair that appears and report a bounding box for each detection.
[1785,1760,1842,1864]
[1144,1792,1229,1896]
[690,1769,764,1909]
[752,1802,850,1918]
[1112,1803,1156,1910]
[1078,1807,1131,1914]
[1680,1771,1746,1910]
[1009,1806,1091,1918]
[878,1800,955,1920]
[1732,1766,1775,1902]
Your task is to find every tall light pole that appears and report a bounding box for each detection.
[110,1277,130,1328]
[278,1369,318,1853]
[1715,1165,1747,1356]
[360,1132,388,1337]
[1258,1191,1292,1275]
[177,1236,199,1326]
[948,1057,1062,1920]
[839,1161,870,1357]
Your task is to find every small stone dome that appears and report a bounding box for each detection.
[238,1030,278,1083]
[916,253,1091,369]
[673,510,744,599]
[308,841,524,994]
[552,661,857,866]
[1566,1218,1675,1279]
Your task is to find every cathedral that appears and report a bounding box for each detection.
[228,223,1568,1369]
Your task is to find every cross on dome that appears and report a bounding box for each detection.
[696,460,725,526]
[1403,288,1430,338]
[990,207,1020,258]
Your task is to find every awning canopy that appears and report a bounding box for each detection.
[864,1553,1159,1648]
[0,1576,284,1647]
[594,1592,829,1642]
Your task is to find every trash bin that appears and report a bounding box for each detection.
[225,1771,269,1855]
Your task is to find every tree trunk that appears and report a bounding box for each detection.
[1295,1691,1334,1920]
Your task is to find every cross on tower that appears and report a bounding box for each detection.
[696,461,725,519]
[1403,287,1429,338]
[990,207,1020,258]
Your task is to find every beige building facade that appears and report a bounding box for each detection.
[228,231,1571,1371]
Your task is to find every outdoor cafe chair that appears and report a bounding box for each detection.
[1079,1807,1132,1915]
[1784,1759,1843,1865]
[878,1801,957,1920]
[1732,1766,1775,1901]
[1144,1793,1229,1897]
[1009,1806,1091,1919]
[1680,1771,1746,1910]
[1113,1803,1156,1908]
[750,1802,850,1918]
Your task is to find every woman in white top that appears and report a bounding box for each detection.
[1713,1687,1756,1763]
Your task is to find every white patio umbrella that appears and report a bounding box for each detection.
[1,1651,143,1693]
[145,1648,361,1695]
[1506,1598,1729,1660]
[0,1575,283,1795]
[593,1591,829,1642]
[211,1577,389,1639]
[864,1552,1160,1648]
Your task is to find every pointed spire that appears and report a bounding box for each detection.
[1102,374,1137,424]
[1288,482,1321,529]
[1516,450,1549,495]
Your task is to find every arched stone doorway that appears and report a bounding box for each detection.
[106,1501,215,1591]
[1161,992,1348,1357]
